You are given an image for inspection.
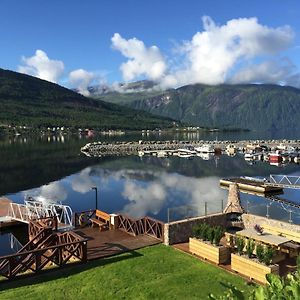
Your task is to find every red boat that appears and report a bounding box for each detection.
[269,151,283,163]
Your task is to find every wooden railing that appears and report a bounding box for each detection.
[0,217,87,280]
[117,214,164,241]
[0,237,87,279]
[28,217,58,240]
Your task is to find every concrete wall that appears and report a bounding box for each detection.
[242,213,300,233]
[164,213,227,245]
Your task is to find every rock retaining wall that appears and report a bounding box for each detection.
[164,213,227,245]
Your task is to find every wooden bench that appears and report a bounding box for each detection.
[90,210,110,231]
[262,224,300,243]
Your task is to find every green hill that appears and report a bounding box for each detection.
[97,83,300,131]
[0,69,176,130]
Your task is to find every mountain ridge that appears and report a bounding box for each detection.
[95,82,300,131]
[0,69,177,130]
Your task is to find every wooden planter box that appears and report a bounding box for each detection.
[189,237,230,264]
[231,253,279,284]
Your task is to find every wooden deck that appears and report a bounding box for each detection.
[74,227,161,260]
[0,198,11,217]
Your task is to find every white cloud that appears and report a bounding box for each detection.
[18,49,64,83]
[160,16,294,88]
[122,181,166,218]
[23,181,68,204]
[111,33,167,81]
[71,167,97,193]
[69,69,95,96]
[112,17,299,89]
[230,59,300,85]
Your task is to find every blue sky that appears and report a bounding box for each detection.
[1,0,300,93]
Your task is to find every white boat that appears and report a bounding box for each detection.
[177,147,196,158]
[157,151,168,158]
[177,146,196,155]
[244,153,254,161]
[196,152,214,160]
[194,144,214,153]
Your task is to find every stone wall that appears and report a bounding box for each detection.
[164,213,227,245]
[242,213,300,233]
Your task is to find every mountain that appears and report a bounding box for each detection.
[0,69,176,130]
[97,83,300,131]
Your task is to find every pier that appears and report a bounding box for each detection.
[220,177,283,194]
[81,139,300,157]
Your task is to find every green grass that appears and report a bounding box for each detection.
[0,245,253,299]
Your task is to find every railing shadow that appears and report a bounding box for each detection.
[0,246,143,292]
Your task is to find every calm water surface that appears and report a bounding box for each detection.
[1,130,300,255]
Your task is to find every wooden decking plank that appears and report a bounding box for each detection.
[74,227,161,260]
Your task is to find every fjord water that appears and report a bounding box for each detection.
[2,130,300,219]
[1,130,300,255]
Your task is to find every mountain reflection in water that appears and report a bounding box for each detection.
[2,134,300,223]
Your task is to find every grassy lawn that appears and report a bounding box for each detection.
[0,245,254,299]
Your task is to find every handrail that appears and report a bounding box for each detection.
[0,238,88,260]
[117,214,164,240]
[0,236,88,279]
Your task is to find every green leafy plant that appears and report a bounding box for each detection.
[246,239,255,258]
[192,225,201,238]
[255,243,264,263]
[201,223,210,241]
[207,227,215,244]
[214,226,225,246]
[236,237,245,255]
[263,246,274,266]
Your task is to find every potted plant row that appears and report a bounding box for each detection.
[231,237,279,284]
[189,223,230,265]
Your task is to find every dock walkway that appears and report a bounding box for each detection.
[75,227,161,260]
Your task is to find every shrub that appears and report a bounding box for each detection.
[201,223,210,241]
[214,226,225,246]
[256,243,264,263]
[192,225,201,238]
[236,237,245,255]
[264,246,274,266]
[246,239,255,258]
[207,227,215,244]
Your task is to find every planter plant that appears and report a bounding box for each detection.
[190,223,229,264]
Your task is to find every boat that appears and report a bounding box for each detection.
[194,144,214,153]
[244,153,254,161]
[196,152,214,160]
[176,147,197,158]
[157,151,168,158]
[269,151,283,163]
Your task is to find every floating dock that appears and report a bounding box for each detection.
[220,178,283,194]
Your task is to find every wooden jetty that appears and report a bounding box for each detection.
[75,227,161,260]
[220,177,283,194]
[0,209,164,280]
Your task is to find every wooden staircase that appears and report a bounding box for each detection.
[0,217,87,280]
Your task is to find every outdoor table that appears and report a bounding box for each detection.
[236,228,291,246]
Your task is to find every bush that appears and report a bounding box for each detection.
[264,246,274,266]
[214,226,225,246]
[256,243,264,263]
[192,225,201,238]
[246,239,255,258]
[207,227,215,244]
[201,223,210,241]
[236,237,245,255]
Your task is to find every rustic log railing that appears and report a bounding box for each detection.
[117,214,164,241]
